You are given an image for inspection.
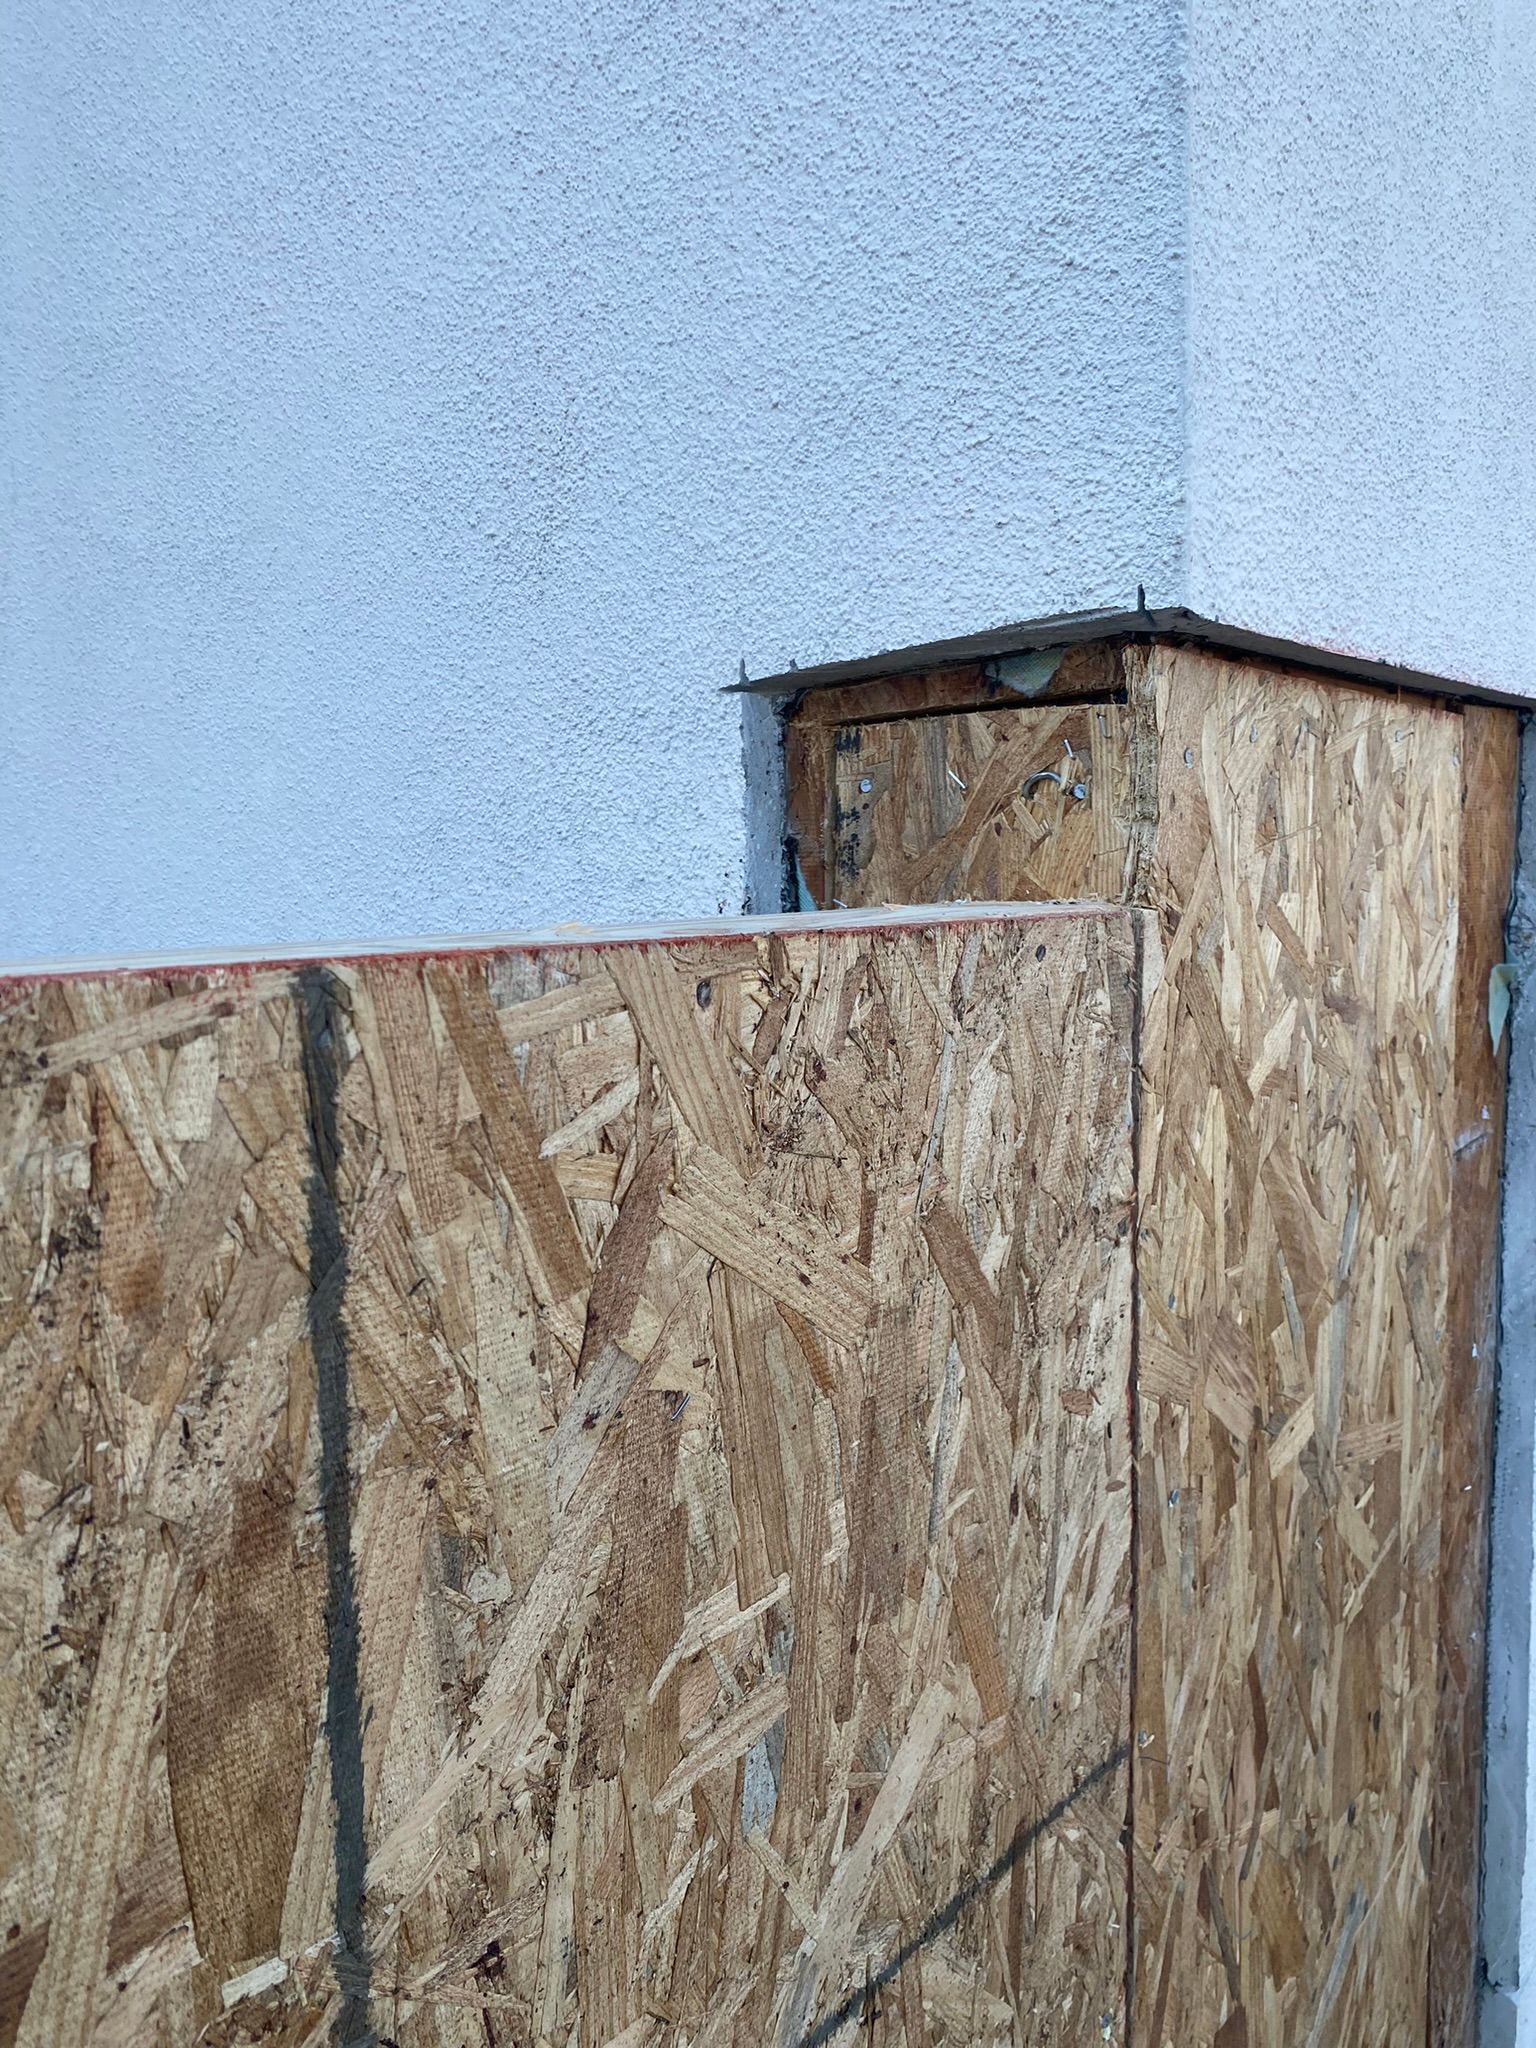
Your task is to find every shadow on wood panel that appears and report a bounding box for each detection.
[0,907,1135,2047]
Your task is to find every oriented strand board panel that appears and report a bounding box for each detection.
[783,640,1519,2038]
[0,904,1135,2048]
[830,704,1135,910]
[1130,649,1461,2046]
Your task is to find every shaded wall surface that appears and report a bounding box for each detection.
[2,0,1184,958]
[1186,0,1536,694]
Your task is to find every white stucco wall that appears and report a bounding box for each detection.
[1,0,1185,960]
[11,1,1533,964]
[1185,0,1536,694]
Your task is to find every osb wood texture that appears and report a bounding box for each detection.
[785,639,1519,2044]
[0,908,1137,2047]
[1131,649,1463,2046]
[830,704,1133,910]
[785,641,1131,911]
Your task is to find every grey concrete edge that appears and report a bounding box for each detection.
[1483,712,1536,2041]
[739,684,793,915]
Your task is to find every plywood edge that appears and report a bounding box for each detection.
[1429,702,1522,2046]
[0,897,1126,985]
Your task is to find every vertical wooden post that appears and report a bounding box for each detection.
[1429,705,1521,2046]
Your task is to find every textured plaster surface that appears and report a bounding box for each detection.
[1185,0,1536,693]
[1,0,1183,958]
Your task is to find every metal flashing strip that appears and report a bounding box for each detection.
[728,605,1532,710]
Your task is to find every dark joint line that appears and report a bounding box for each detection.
[796,1744,1131,2048]
[297,967,373,2046]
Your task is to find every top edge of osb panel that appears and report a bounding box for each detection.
[0,897,1125,985]
[729,604,1533,709]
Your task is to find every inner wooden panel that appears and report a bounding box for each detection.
[0,907,1135,2047]
[829,702,1133,909]
[1129,651,1460,2045]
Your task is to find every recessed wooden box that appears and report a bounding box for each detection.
[829,700,1131,908]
